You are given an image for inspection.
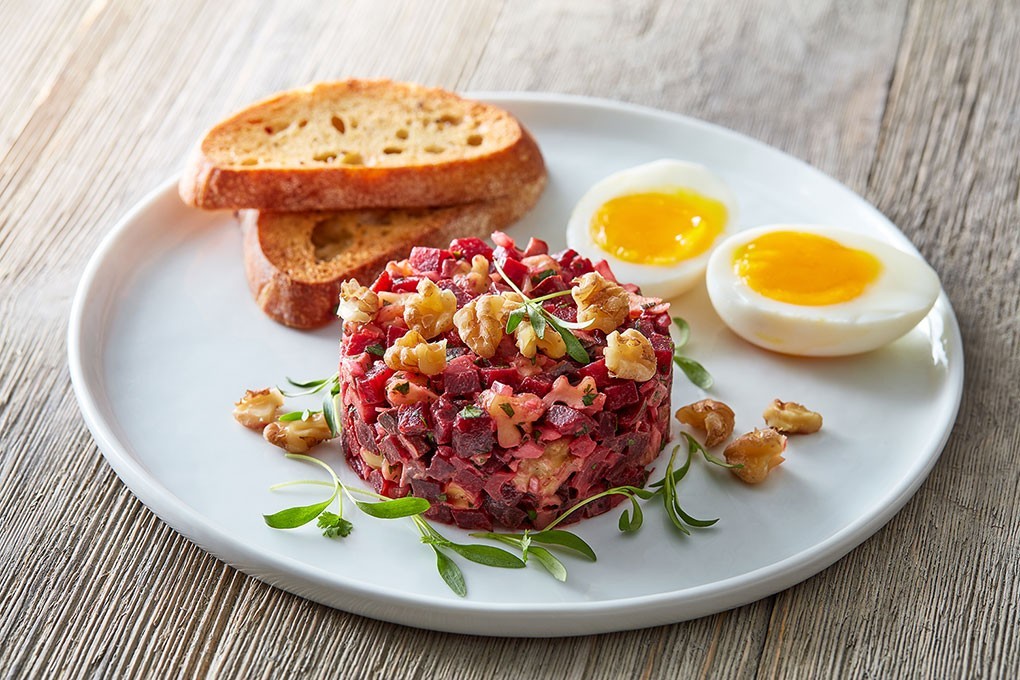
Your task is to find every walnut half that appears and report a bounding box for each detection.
[263,413,333,453]
[724,429,787,484]
[403,278,457,339]
[763,399,823,434]
[453,294,506,358]
[337,279,379,324]
[233,388,284,430]
[604,328,656,381]
[571,272,630,333]
[384,329,447,375]
[675,399,735,447]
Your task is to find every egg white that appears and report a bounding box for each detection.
[705,224,942,357]
[566,159,738,300]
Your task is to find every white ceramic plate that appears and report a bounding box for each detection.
[68,93,963,637]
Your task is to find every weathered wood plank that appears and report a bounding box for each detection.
[0,0,1017,678]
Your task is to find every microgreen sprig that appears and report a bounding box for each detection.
[492,258,592,364]
[279,374,342,436]
[671,317,713,389]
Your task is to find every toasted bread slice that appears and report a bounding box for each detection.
[182,80,545,212]
[241,174,546,328]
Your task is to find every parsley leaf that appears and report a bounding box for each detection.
[317,511,354,539]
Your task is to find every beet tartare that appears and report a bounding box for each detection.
[336,232,674,531]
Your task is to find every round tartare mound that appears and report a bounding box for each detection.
[337,231,674,531]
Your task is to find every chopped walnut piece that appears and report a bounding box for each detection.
[384,329,447,375]
[453,294,506,358]
[454,254,491,295]
[337,279,379,324]
[263,413,333,453]
[571,272,630,333]
[603,328,656,381]
[403,278,457,339]
[385,258,415,277]
[763,399,823,434]
[675,399,736,447]
[513,318,567,359]
[724,429,787,484]
[232,388,285,430]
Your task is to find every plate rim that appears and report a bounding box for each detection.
[67,91,965,636]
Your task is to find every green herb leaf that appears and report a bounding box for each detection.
[499,402,515,418]
[618,495,644,532]
[286,376,329,389]
[393,381,411,395]
[506,306,526,333]
[322,391,341,437]
[317,510,353,538]
[459,404,484,419]
[445,543,526,569]
[581,391,596,407]
[356,496,430,519]
[672,317,691,349]
[530,305,547,338]
[281,374,338,397]
[365,343,386,357]
[277,410,307,422]
[551,321,590,364]
[433,547,466,597]
[528,546,567,582]
[263,489,337,529]
[673,355,713,389]
[529,530,598,561]
[673,502,719,528]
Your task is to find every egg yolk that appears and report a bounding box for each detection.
[733,231,882,305]
[590,189,728,266]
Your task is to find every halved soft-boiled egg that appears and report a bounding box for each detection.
[706,225,941,356]
[566,159,737,299]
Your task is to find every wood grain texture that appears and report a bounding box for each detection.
[0,0,1017,677]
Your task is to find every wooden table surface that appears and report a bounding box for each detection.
[2,0,1018,677]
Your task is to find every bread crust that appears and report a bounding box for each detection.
[181,80,546,211]
[240,174,546,329]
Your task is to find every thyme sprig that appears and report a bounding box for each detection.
[492,258,592,363]
[671,317,713,389]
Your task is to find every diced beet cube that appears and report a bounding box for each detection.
[483,498,528,530]
[631,319,657,338]
[450,237,493,261]
[386,324,409,346]
[553,248,579,269]
[561,253,595,279]
[543,300,577,323]
[355,419,379,453]
[544,405,596,436]
[453,467,486,497]
[376,410,398,435]
[577,359,612,388]
[345,325,385,356]
[617,402,648,431]
[520,374,553,396]
[424,504,453,524]
[483,472,521,503]
[569,435,598,458]
[437,279,472,306]
[410,477,443,501]
[379,435,412,464]
[529,274,568,297]
[440,258,463,278]
[452,412,495,457]
[451,508,492,531]
[409,246,452,273]
[595,411,618,438]
[480,366,521,389]
[399,434,431,459]
[391,276,423,293]
[443,359,481,396]
[592,259,619,282]
[397,403,431,436]
[602,382,640,411]
[494,254,529,288]
[522,237,549,257]
[370,270,392,293]
[430,396,459,445]
[649,332,675,371]
[356,363,394,405]
[427,450,458,481]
